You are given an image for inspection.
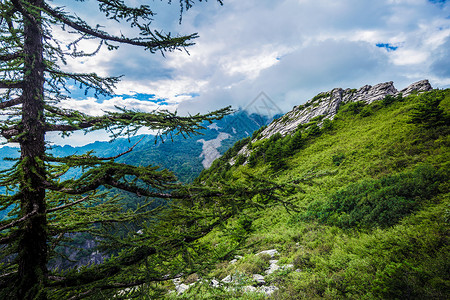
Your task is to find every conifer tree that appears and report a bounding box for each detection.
[0,0,242,298]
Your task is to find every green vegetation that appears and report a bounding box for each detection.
[302,164,446,228]
[189,90,450,299]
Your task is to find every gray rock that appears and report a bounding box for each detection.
[222,275,233,283]
[210,279,220,288]
[265,260,280,275]
[243,285,257,292]
[259,285,279,295]
[282,264,294,270]
[176,283,190,294]
[252,274,266,285]
[400,79,432,96]
[256,249,279,257]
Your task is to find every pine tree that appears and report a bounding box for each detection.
[0,0,236,298]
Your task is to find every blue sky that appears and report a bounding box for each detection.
[17,0,450,145]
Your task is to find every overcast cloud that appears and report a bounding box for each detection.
[9,0,450,146]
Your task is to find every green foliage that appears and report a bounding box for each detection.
[408,89,449,129]
[382,93,403,106]
[304,123,321,138]
[251,126,267,140]
[321,118,333,130]
[302,165,446,228]
[331,153,345,166]
[359,106,373,117]
[235,154,246,166]
[0,0,237,299]
[288,130,304,152]
[339,101,366,115]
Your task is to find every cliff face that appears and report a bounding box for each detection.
[260,80,432,139]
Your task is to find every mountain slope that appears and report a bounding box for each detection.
[173,82,449,299]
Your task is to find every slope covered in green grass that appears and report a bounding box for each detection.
[173,89,449,299]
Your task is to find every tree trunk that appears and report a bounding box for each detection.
[16,0,48,298]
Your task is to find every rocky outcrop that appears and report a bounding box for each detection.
[399,79,433,97]
[260,80,432,140]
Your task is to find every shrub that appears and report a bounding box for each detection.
[305,124,321,138]
[302,165,445,228]
[322,118,333,130]
[359,106,373,117]
[339,101,366,115]
[381,93,403,106]
[235,154,246,166]
[332,153,345,166]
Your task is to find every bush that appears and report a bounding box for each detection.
[235,154,246,166]
[359,106,373,117]
[382,93,403,106]
[305,124,321,138]
[332,153,345,166]
[322,118,333,130]
[339,101,366,115]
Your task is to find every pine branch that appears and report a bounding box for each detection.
[46,69,120,96]
[0,204,38,232]
[44,106,233,134]
[0,96,22,109]
[0,81,23,89]
[0,124,19,140]
[0,51,22,61]
[96,0,155,25]
[46,195,90,213]
[42,3,198,52]
[105,178,177,199]
[93,136,144,160]
[0,125,19,140]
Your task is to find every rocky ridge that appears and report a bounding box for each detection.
[260,80,432,139]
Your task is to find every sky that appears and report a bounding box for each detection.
[4,0,450,146]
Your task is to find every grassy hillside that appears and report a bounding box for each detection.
[169,89,449,299]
